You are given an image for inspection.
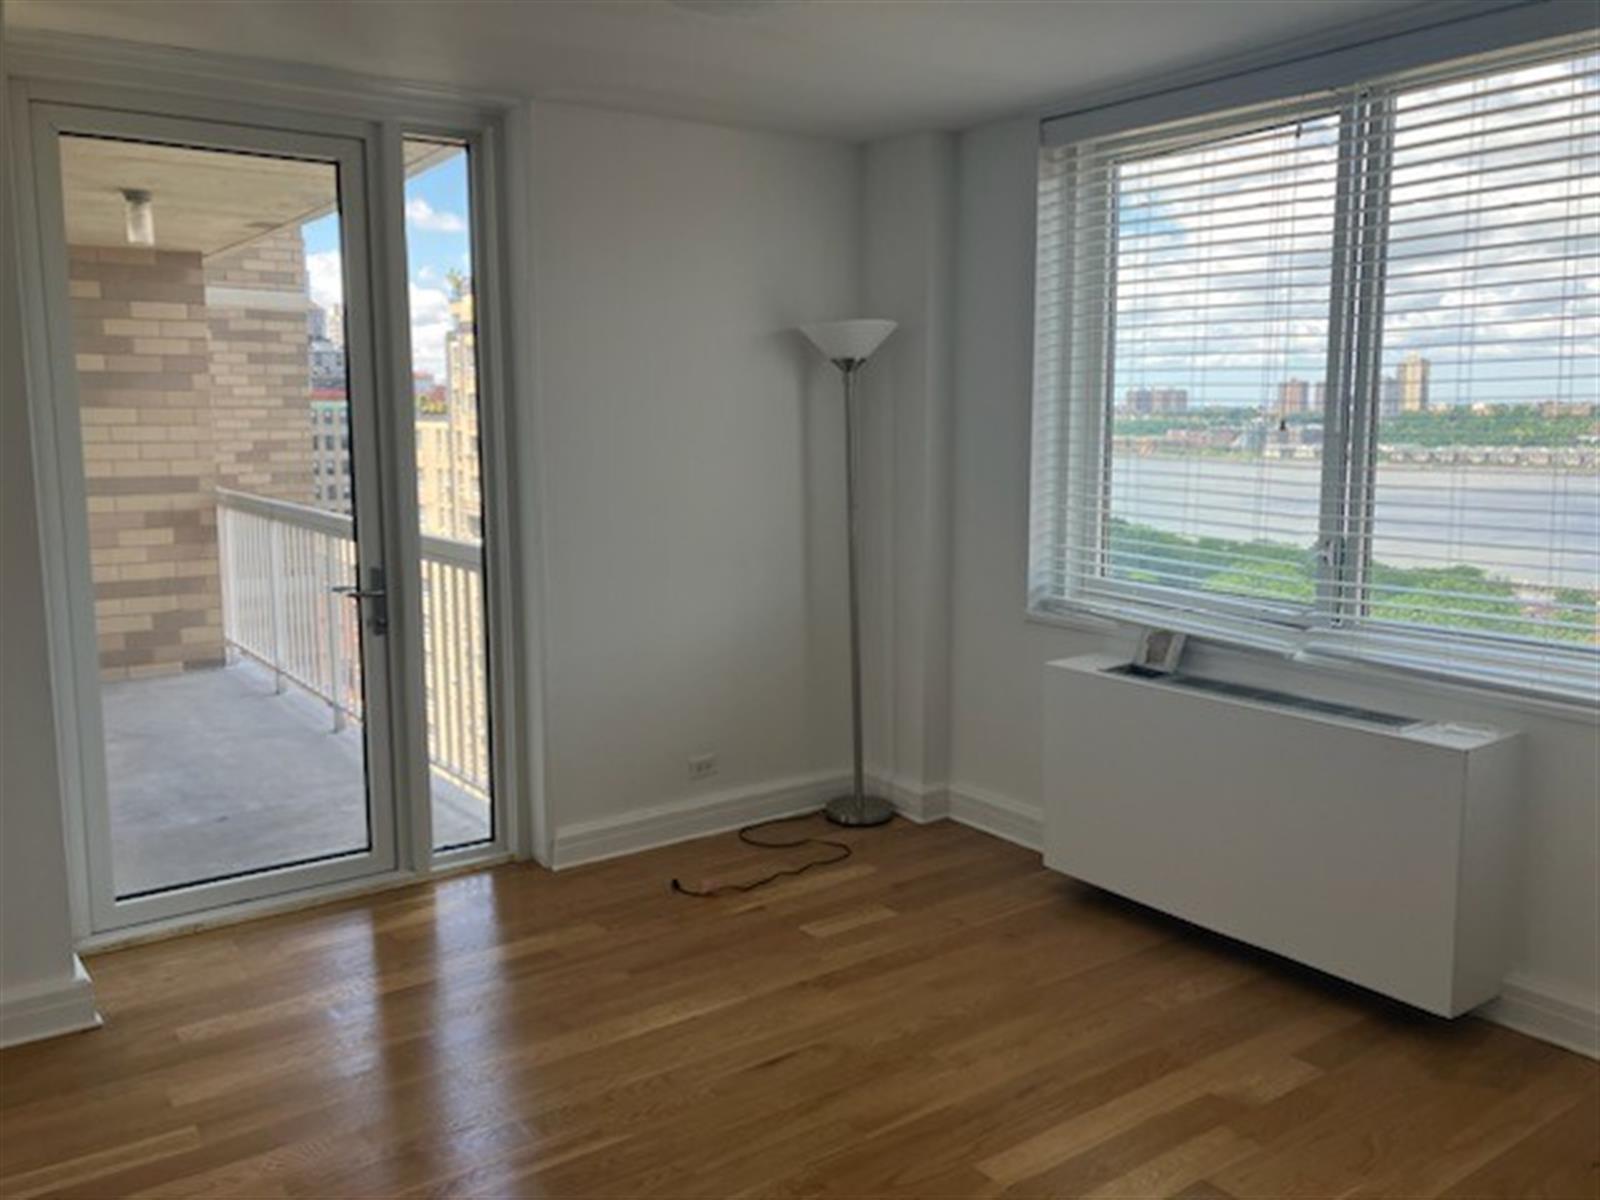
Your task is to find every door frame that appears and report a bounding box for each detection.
[7,40,542,942]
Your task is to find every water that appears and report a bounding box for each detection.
[1109,453,1600,591]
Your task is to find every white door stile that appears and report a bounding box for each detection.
[373,118,435,871]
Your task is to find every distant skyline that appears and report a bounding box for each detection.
[301,144,473,380]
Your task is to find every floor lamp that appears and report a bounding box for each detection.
[800,319,897,827]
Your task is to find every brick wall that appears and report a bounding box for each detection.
[71,246,223,680]
[203,227,315,503]
[71,227,319,680]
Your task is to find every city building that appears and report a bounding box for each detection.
[309,392,352,510]
[323,300,345,350]
[308,317,345,392]
[1380,373,1402,417]
[416,282,483,541]
[1277,377,1310,414]
[1399,351,1431,412]
[1123,385,1188,414]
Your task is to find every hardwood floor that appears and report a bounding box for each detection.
[1,817,1595,1198]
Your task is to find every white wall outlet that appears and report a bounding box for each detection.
[688,752,718,782]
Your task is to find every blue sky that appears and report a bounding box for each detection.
[301,145,471,379]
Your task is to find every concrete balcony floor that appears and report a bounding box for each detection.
[102,659,490,897]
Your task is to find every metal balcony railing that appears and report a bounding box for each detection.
[215,488,489,799]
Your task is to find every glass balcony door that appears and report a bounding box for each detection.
[33,105,403,929]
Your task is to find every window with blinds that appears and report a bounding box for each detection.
[1030,33,1599,703]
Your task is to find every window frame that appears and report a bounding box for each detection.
[1028,34,1600,706]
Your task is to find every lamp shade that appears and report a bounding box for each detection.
[799,319,897,363]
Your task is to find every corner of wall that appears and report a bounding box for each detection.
[1478,974,1600,1060]
[0,955,101,1049]
[859,130,960,802]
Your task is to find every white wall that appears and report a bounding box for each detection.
[946,114,1599,1041]
[0,24,100,1046]
[858,132,956,806]
[526,103,861,850]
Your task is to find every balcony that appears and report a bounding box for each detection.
[102,490,491,897]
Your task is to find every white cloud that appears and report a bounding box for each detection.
[304,244,459,379]
[306,249,343,311]
[409,281,452,378]
[1103,71,1600,406]
[406,198,467,234]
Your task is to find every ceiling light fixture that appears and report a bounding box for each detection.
[121,188,154,247]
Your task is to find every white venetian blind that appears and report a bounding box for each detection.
[1031,96,1346,632]
[1031,31,1600,703]
[1319,46,1600,697]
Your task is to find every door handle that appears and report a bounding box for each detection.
[331,566,388,635]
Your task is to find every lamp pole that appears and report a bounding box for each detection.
[839,359,868,811]
[799,319,896,827]
[824,353,893,828]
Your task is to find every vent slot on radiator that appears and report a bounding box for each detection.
[1103,665,1418,729]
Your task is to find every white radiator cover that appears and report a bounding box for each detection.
[1044,654,1520,1017]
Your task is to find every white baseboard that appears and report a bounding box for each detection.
[552,770,968,869]
[945,783,1044,851]
[550,771,849,869]
[0,956,100,1049]
[871,777,1045,848]
[1479,975,1600,1060]
[871,773,950,824]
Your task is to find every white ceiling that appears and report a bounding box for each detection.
[8,0,1484,141]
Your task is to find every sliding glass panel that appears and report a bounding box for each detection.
[402,138,494,849]
[58,134,374,897]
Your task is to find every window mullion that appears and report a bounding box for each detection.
[1314,91,1368,628]
[1340,89,1398,630]
[1316,88,1396,632]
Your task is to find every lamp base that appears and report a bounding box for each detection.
[824,793,895,828]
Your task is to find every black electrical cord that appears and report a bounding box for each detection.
[670,811,855,897]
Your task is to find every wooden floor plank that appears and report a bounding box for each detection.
[1437,1088,1600,1200]
[0,818,1594,1199]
